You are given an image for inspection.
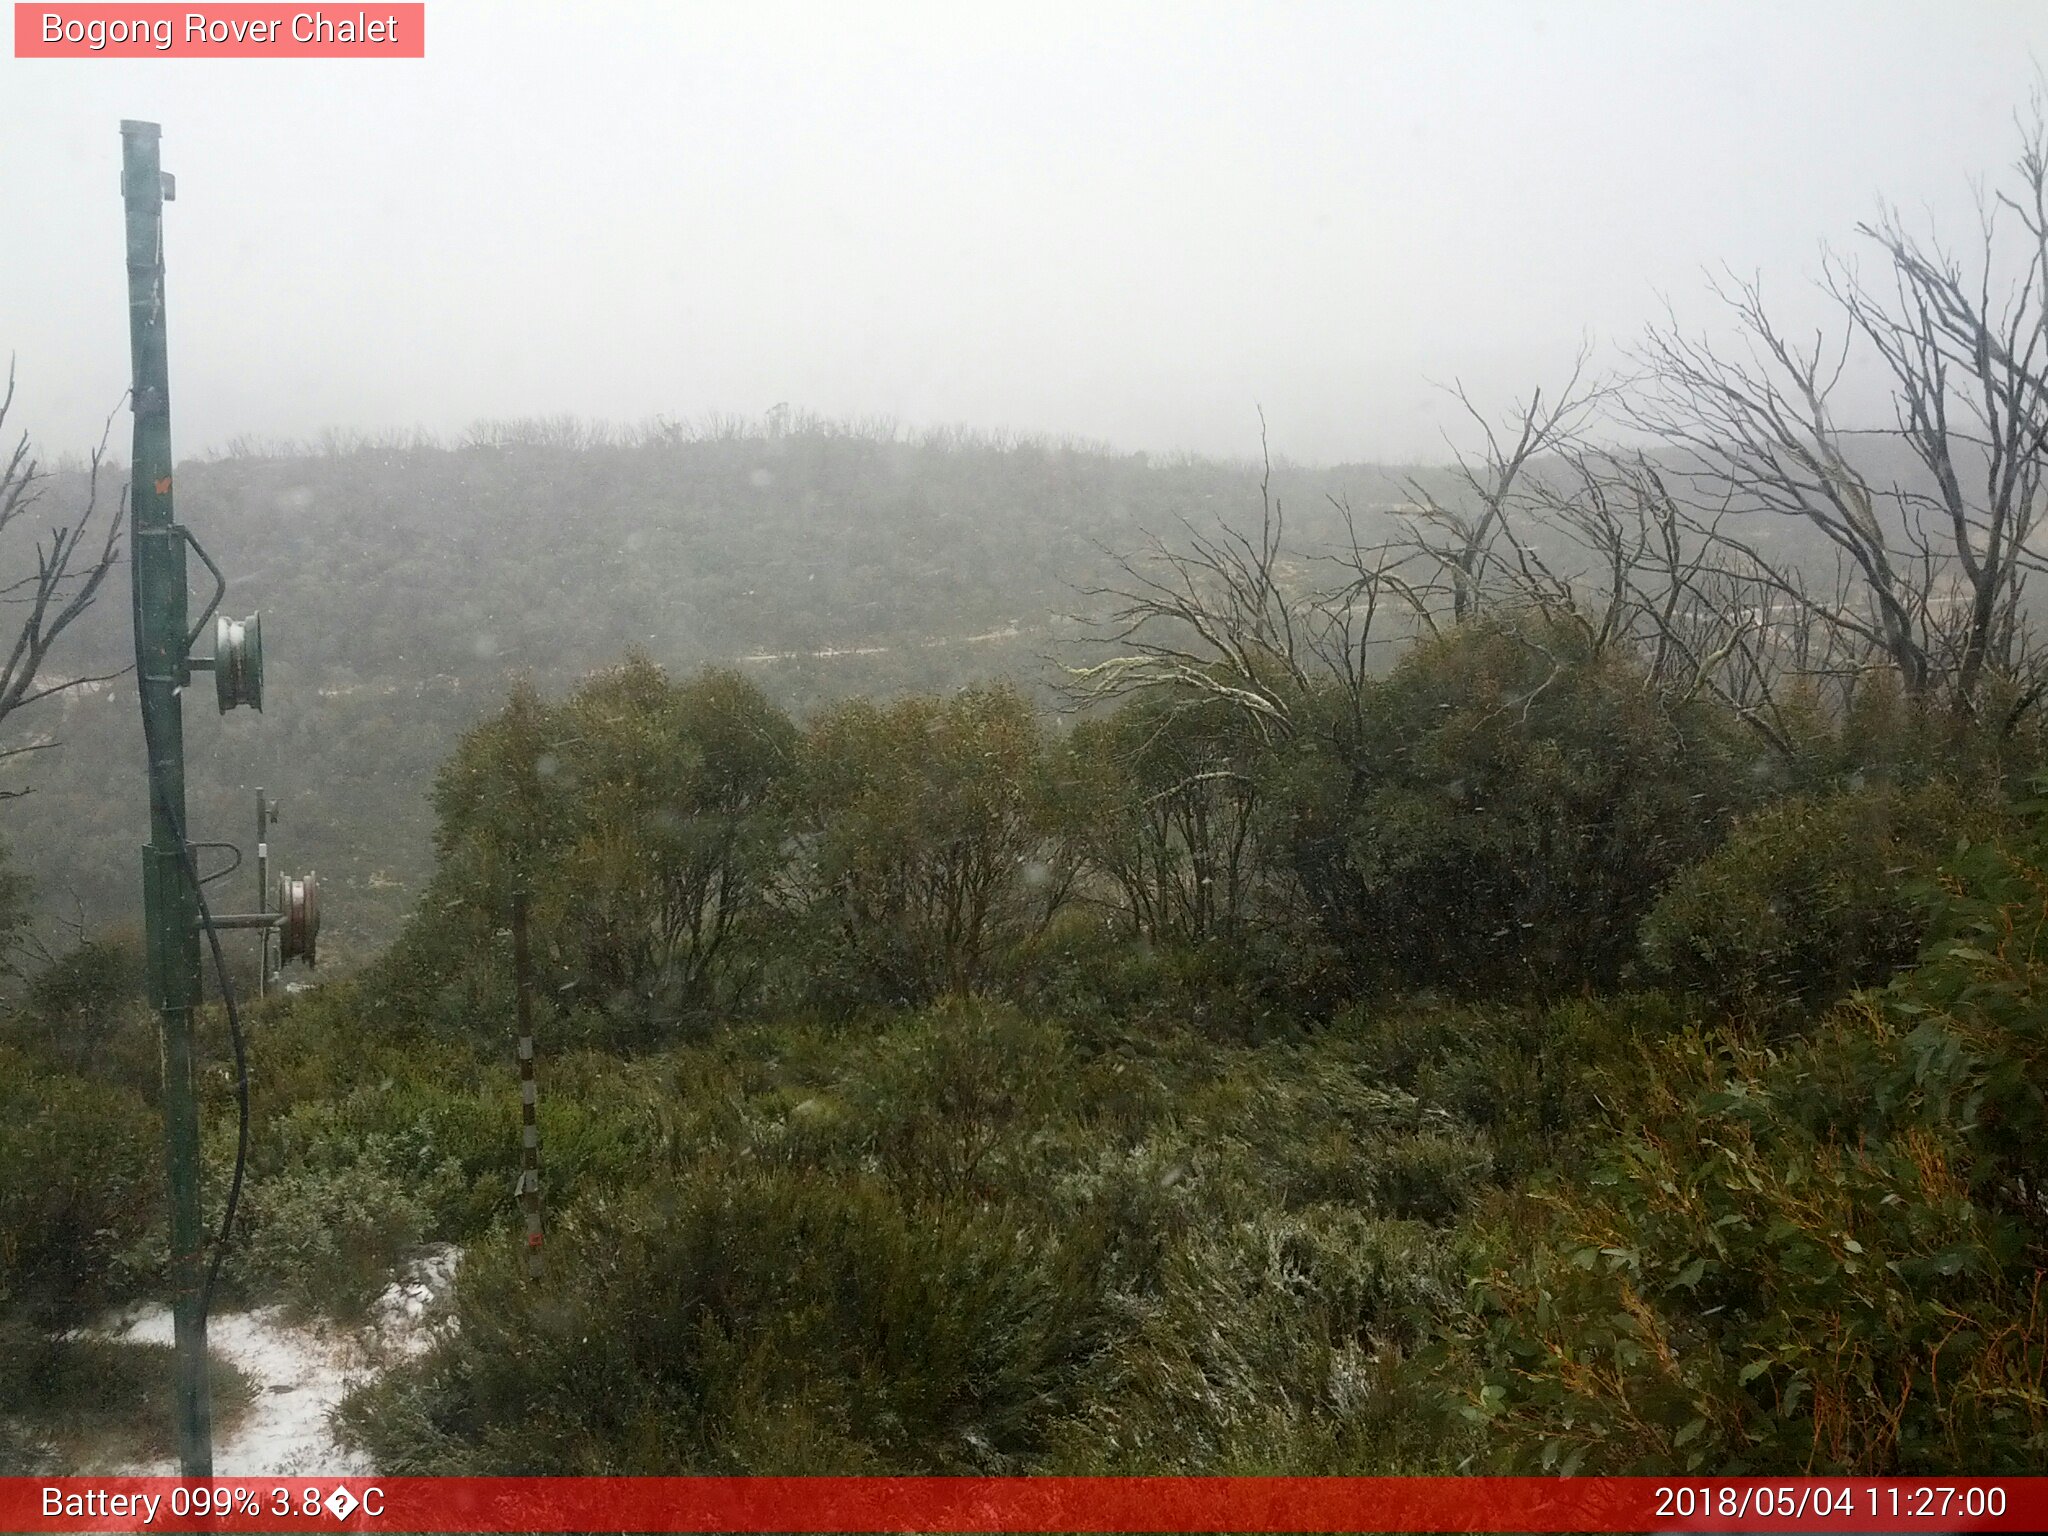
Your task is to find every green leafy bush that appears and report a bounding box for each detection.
[0,1332,253,1473]
[0,1048,162,1328]
[10,930,151,1089]
[1045,1208,1470,1473]
[1169,1041,1490,1221]
[339,1167,1106,1473]
[320,989,1507,1476]
[1051,691,1270,943]
[1338,994,1686,1182]
[1638,781,1996,1024]
[1010,918,1344,1046]
[794,684,1058,1007]
[830,1002,1067,1197]
[233,1105,470,1317]
[1280,621,1748,997]
[1463,805,2048,1473]
[380,660,797,1046]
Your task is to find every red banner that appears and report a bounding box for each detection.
[13,5,424,57]
[4,1476,2044,1533]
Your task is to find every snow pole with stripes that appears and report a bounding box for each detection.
[512,889,544,1280]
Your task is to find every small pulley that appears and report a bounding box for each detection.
[214,612,263,712]
[277,870,319,966]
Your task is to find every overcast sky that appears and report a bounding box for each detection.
[4,1,2046,464]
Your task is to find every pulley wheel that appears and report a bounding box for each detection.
[278,870,319,966]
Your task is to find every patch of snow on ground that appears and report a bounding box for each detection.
[373,1244,462,1359]
[95,1244,459,1476]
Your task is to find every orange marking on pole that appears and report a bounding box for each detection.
[155,476,172,494]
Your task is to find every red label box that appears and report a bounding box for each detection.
[13,4,424,57]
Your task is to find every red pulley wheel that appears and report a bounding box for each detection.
[278,871,319,966]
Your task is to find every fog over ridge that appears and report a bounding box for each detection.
[1,0,2043,464]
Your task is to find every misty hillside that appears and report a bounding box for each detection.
[19,6,2048,1492]
[4,421,1440,960]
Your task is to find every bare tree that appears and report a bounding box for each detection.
[1067,374,1613,750]
[1400,347,1607,622]
[1513,449,1891,758]
[1073,372,1893,775]
[1635,106,2048,730]
[1080,110,2048,768]
[1066,414,1333,745]
[0,363,127,795]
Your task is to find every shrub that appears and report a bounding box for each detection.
[1338,994,1686,1182]
[1280,620,1749,997]
[793,684,1057,1007]
[232,1105,470,1318]
[1044,1208,1471,1473]
[1171,1038,1492,1222]
[1051,691,1270,944]
[1,930,156,1096]
[0,1048,163,1329]
[0,1331,253,1472]
[832,1001,1067,1197]
[1464,1019,2046,1473]
[1010,920,1344,1045]
[1463,804,2048,1474]
[380,660,798,1046]
[1638,780,1997,1024]
[338,1167,1105,1473]
[326,994,1514,1476]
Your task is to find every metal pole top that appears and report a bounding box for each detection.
[120,119,161,138]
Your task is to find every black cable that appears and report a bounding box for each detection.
[193,841,243,887]
[130,541,250,1323]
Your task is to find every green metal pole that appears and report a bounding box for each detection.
[121,118,212,1479]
